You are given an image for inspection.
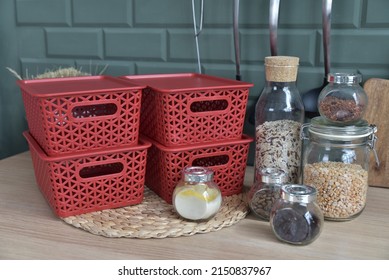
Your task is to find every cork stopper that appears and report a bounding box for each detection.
[265,56,299,82]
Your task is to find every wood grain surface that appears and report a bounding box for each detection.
[364,78,389,188]
[1,152,389,259]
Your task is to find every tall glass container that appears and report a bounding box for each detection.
[255,56,305,184]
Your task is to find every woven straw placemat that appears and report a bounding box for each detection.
[62,187,249,238]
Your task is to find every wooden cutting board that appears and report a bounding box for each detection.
[363,78,389,188]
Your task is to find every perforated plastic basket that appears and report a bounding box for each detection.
[18,76,144,156]
[120,73,253,146]
[143,135,253,204]
[24,131,151,218]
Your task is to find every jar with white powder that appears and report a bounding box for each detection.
[254,56,305,184]
[173,166,222,221]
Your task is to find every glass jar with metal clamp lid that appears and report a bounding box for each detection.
[301,116,379,221]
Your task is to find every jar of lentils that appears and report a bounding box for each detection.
[301,116,378,221]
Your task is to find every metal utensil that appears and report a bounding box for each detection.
[191,0,204,74]
[248,0,280,125]
[233,0,241,80]
[269,0,280,56]
[302,0,332,119]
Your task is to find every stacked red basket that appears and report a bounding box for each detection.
[120,73,254,204]
[18,76,151,217]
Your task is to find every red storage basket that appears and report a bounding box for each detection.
[18,76,144,156]
[24,131,151,218]
[143,135,253,204]
[120,73,253,146]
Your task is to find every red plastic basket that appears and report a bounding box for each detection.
[24,131,151,218]
[120,73,253,146]
[18,76,144,156]
[143,135,253,204]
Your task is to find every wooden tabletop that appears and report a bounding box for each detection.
[0,152,388,260]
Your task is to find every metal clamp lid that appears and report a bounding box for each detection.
[301,117,374,141]
[183,166,214,183]
[327,73,362,84]
[368,124,380,169]
[260,167,287,184]
[281,184,317,203]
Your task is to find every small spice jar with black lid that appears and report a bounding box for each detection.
[270,184,323,245]
[318,73,368,124]
[248,168,287,221]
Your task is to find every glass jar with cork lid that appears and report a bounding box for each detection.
[255,56,305,184]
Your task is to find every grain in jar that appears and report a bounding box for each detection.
[254,56,304,184]
[301,117,378,221]
[248,168,287,221]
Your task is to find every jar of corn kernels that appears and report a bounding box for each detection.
[301,116,378,221]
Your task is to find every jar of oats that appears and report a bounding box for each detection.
[301,116,378,221]
[255,56,304,185]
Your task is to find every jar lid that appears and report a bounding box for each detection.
[281,184,317,203]
[183,166,214,183]
[308,116,375,141]
[327,73,362,84]
[265,56,299,67]
[264,56,299,82]
[260,168,288,184]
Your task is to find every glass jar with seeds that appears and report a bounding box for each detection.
[301,116,379,221]
[255,56,305,184]
[318,73,367,124]
[248,168,287,221]
[270,184,324,245]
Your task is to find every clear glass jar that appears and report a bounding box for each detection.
[248,168,287,221]
[270,184,323,245]
[318,73,368,124]
[255,56,305,184]
[301,117,378,221]
[173,166,222,221]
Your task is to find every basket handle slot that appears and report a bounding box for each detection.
[191,153,230,167]
[78,160,125,179]
[188,97,230,114]
[71,101,118,120]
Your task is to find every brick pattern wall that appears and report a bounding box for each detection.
[2,0,389,159]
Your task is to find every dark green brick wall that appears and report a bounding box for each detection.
[1,0,389,160]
